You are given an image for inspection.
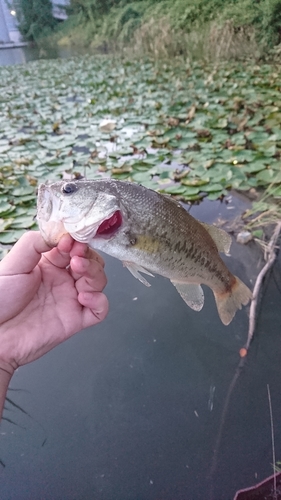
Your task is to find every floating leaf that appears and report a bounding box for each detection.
[181,178,209,187]
[0,229,26,244]
[244,161,267,174]
[132,172,153,183]
[13,186,35,196]
[0,218,14,231]
[182,186,200,195]
[201,183,224,192]
[9,215,36,229]
[256,169,281,184]
[162,185,188,195]
[0,202,15,217]
[207,191,225,200]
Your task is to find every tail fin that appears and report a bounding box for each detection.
[213,276,252,326]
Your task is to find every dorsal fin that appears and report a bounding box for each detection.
[200,222,232,254]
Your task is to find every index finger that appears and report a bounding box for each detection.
[70,241,105,268]
[41,233,74,269]
[0,231,51,276]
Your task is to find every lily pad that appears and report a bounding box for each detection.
[0,229,26,244]
[256,169,281,184]
[12,186,35,196]
[162,185,188,195]
[0,202,16,217]
[201,183,224,193]
[9,215,37,229]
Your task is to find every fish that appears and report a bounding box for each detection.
[37,179,252,325]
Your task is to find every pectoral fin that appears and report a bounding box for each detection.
[171,281,204,311]
[123,261,154,287]
[200,222,232,255]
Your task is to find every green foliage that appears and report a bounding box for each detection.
[60,0,281,54]
[69,0,124,19]
[258,0,281,46]
[13,0,57,41]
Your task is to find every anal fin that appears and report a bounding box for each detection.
[123,261,154,287]
[171,281,204,311]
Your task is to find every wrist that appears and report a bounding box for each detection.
[0,364,14,419]
[0,360,16,378]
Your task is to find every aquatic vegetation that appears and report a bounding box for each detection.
[1,55,281,254]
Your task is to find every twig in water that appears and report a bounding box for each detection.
[240,221,281,357]
[267,384,277,500]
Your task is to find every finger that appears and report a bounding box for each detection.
[78,291,109,326]
[70,257,107,292]
[70,241,105,267]
[0,231,51,276]
[41,234,74,269]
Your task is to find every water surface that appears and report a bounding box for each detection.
[1,48,281,500]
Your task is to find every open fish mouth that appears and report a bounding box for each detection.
[96,210,122,237]
[66,209,123,243]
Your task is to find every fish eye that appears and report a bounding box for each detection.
[61,182,78,195]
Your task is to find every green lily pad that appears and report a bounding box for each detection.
[182,186,200,195]
[201,183,224,192]
[207,191,225,200]
[244,162,267,174]
[0,229,26,244]
[181,178,209,187]
[0,202,16,217]
[256,169,281,184]
[9,215,37,229]
[13,186,35,196]
[0,218,14,231]
[162,185,188,195]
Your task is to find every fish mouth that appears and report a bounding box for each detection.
[37,185,53,222]
[96,210,122,237]
[37,185,68,246]
[64,209,123,243]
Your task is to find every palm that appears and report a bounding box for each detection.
[9,262,85,366]
[37,260,86,337]
[0,232,108,370]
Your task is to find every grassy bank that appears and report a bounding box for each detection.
[53,0,281,61]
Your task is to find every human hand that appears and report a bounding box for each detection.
[0,231,108,376]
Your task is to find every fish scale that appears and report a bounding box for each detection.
[37,179,252,325]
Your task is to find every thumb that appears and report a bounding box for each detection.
[0,231,51,276]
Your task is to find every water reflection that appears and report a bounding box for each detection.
[0,45,77,67]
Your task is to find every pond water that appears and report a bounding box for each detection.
[1,48,281,500]
[0,45,91,67]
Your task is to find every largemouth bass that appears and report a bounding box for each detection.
[37,179,252,325]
